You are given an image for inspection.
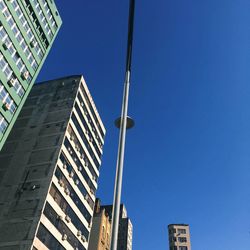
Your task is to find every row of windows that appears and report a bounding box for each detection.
[0,113,7,133]
[75,102,102,158]
[37,223,65,250]
[32,0,53,39]
[10,0,44,59]
[0,82,16,114]
[0,24,38,82]
[169,228,187,234]
[22,0,49,48]
[49,183,90,240]
[178,229,186,234]
[43,202,86,250]
[0,0,37,77]
[170,237,187,243]
[0,52,24,97]
[54,167,92,223]
[71,112,100,170]
[64,134,98,186]
[79,85,105,139]
[41,0,57,30]
[77,92,103,149]
[170,247,188,250]
[60,151,96,199]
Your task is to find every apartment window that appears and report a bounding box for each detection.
[54,167,93,222]
[43,202,86,250]
[178,237,187,243]
[71,113,100,169]
[0,115,8,133]
[49,183,89,239]
[169,228,176,234]
[179,247,188,250]
[10,0,44,59]
[79,84,105,139]
[177,228,186,234]
[59,151,96,196]
[170,237,176,242]
[170,247,177,250]
[64,134,98,185]
[0,84,16,114]
[36,224,65,250]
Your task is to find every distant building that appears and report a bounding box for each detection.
[88,199,111,250]
[101,204,133,250]
[0,76,105,250]
[0,0,62,150]
[168,224,191,250]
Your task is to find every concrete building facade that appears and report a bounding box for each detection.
[88,199,111,250]
[101,204,133,250]
[168,224,191,250]
[0,0,62,150]
[0,75,105,250]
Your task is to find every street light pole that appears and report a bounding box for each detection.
[110,1,135,250]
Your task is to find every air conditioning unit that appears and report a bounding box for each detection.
[63,163,67,169]
[30,40,36,48]
[70,135,74,141]
[84,194,88,200]
[74,157,77,162]
[84,162,88,167]
[69,171,74,178]
[85,130,89,135]
[92,175,96,181]
[58,179,64,187]
[21,71,29,80]
[57,215,63,221]
[84,110,88,116]
[81,235,86,242]
[65,215,71,223]
[62,234,67,241]
[64,187,70,195]
[90,189,94,195]
[2,43,8,50]
[89,138,93,143]
[2,102,10,111]
[80,102,84,107]
[77,230,82,237]
[75,179,79,185]
[80,154,83,159]
[78,166,82,172]
[8,78,15,87]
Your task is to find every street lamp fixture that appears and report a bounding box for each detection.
[110,0,136,250]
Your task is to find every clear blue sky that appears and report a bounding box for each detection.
[37,0,250,249]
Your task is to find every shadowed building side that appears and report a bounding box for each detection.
[0,75,105,250]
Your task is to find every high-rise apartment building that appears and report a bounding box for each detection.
[0,0,62,150]
[88,199,111,250]
[0,75,105,250]
[168,224,191,250]
[101,204,133,250]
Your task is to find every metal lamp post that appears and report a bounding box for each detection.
[110,0,135,250]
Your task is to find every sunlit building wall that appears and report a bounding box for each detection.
[101,204,133,250]
[168,224,191,250]
[0,0,62,150]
